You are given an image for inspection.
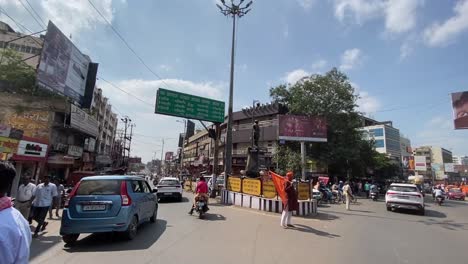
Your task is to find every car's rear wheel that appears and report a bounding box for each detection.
[124,216,138,240]
[386,206,391,211]
[150,205,158,223]
[62,234,79,245]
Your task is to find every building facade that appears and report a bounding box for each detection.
[453,155,468,165]
[360,124,402,163]
[0,21,43,68]
[413,146,453,181]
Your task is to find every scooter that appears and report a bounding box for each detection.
[370,191,378,201]
[195,197,209,219]
[436,195,444,206]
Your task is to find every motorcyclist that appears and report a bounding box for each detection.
[189,176,209,215]
[433,186,444,201]
[370,183,378,193]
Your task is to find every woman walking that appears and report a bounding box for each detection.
[281,172,299,228]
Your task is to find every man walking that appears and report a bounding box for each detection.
[0,161,31,264]
[364,181,370,198]
[49,179,64,218]
[31,176,57,238]
[15,176,36,220]
[343,181,353,211]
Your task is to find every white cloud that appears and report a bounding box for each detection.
[158,64,172,72]
[423,0,468,47]
[339,48,363,70]
[0,0,115,38]
[399,35,420,60]
[333,0,423,33]
[311,59,328,71]
[297,0,315,10]
[283,69,310,84]
[351,82,381,114]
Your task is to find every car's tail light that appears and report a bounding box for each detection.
[386,191,397,196]
[120,181,132,206]
[64,182,81,208]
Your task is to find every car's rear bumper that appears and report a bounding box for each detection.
[387,201,424,210]
[60,207,132,235]
[157,192,182,199]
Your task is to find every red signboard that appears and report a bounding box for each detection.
[278,115,327,142]
[165,152,174,161]
[128,157,142,164]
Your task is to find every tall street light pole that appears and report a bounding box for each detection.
[217,0,253,185]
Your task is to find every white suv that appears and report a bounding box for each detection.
[156,177,183,202]
[385,183,425,215]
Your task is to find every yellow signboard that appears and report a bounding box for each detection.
[297,182,310,200]
[242,178,262,196]
[228,177,242,192]
[262,180,277,198]
[0,137,19,154]
[5,111,50,141]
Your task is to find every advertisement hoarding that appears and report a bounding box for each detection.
[451,91,468,129]
[444,163,455,173]
[4,111,49,141]
[278,115,327,142]
[70,105,99,137]
[402,156,415,170]
[414,156,427,171]
[165,152,174,161]
[155,88,225,123]
[37,21,93,105]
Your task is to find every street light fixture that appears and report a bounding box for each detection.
[217,0,253,184]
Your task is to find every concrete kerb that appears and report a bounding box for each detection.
[221,189,317,216]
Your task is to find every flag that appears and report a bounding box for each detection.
[269,171,287,203]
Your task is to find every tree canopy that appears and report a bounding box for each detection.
[0,49,36,91]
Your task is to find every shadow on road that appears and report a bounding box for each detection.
[159,197,190,203]
[292,224,340,238]
[63,219,167,253]
[307,212,340,221]
[202,213,226,221]
[30,233,62,261]
[418,218,468,231]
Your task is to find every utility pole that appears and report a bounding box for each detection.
[120,116,132,168]
[128,123,135,158]
[217,0,253,188]
[160,139,165,175]
[211,123,221,197]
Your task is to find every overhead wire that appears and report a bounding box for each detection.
[87,0,174,90]
[18,0,46,29]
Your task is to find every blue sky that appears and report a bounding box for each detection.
[2,0,468,162]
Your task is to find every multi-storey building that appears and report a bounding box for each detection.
[91,88,118,156]
[0,21,43,68]
[360,124,402,163]
[413,146,453,181]
[453,155,468,165]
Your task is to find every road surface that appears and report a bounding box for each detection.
[30,193,468,264]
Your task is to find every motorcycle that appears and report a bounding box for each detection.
[436,195,444,206]
[195,196,209,219]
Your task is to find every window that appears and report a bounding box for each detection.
[374,139,385,148]
[158,179,180,186]
[25,46,31,53]
[131,180,144,193]
[389,186,417,192]
[20,45,27,52]
[369,128,384,137]
[76,180,121,195]
[143,182,152,193]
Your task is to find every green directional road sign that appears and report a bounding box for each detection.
[155,88,225,123]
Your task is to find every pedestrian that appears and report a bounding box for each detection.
[14,176,36,220]
[343,181,353,210]
[280,171,299,229]
[49,179,64,218]
[357,181,363,196]
[31,176,57,238]
[0,161,31,264]
[364,181,370,198]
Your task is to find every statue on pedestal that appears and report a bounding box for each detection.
[252,120,260,148]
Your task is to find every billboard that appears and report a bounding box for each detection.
[165,152,174,161]
[414,156,427,171]
[402,156,415,170]
[278,115,327,142]
[4,111,50,142]
[37,21,96,105]
[444,163,455,173]
[155,88,225,123]
[70,105,99,137]
[451,91,468,129]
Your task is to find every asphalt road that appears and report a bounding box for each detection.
[30,193,468,264]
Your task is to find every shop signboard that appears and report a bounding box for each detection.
[17,140,47,158]
[67,145,83,157]
[415,156,427,171]
[70,104,99,137]
[0,137,19,155]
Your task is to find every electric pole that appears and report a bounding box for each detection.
[217,0,253,188]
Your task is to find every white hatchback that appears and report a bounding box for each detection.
[385,183,425,215]
[156,177,183,202]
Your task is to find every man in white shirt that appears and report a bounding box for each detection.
[0,161,31,264]
[14,176,36,220]
[31,176,57,238]
[343,181,353,211]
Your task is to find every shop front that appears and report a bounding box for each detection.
[46,154,75,182]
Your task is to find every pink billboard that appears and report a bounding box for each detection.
[278,115,327,142]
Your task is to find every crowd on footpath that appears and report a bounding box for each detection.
[0,161,66,264]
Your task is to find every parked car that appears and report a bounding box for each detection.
[60,175,158,245]
[156,177,183,201]
[208,176,225,194]
[446,188,466,200]
[385,183,425,215]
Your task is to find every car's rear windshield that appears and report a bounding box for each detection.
[77,180,121,195]
[389,186,418,192]
[159,180,180,186]
[450,188,462,193]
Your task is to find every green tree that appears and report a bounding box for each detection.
[270,68,368,178]
[272,144,303,177]
[0,49,36,91]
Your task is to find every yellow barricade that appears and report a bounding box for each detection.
[297,182,310,200]
[242,178,262,196]
[228,177,242,192]
[262,180,277,198]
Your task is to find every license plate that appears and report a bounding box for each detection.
[164,193,172,196]
[83,205,106,211]
[397,196,409,199]
[199,202,205,206]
